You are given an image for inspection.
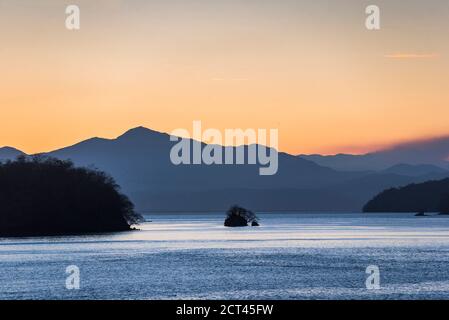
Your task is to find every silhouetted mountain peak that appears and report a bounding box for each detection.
[0,146,23,152]
[0,146,26,160]
[119,126,167,138]
[115,126,170,146]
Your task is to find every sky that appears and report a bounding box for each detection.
[0,0,448,155]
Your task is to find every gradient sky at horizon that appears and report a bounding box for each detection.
[1,0,448,155]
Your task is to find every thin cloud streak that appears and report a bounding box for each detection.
[384,53,440,59]
[211,78,250,81]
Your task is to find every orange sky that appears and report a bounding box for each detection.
[1,0,448,155]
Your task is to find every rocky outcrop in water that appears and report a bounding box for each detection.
[224,205,259,227]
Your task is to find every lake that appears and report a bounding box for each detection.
[1,213,449,300]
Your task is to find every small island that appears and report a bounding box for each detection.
[0,156,143,237]
[224,205,259,227]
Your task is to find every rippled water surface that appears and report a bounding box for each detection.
[1,213,449,300]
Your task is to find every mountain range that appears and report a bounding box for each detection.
[1,127,448,212]
[300,136,449,171]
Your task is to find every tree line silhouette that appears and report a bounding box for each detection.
[0,156,142,237]
[363,178,449,213]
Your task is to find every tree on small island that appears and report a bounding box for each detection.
[224,205,259,227]
[0,156,143,237]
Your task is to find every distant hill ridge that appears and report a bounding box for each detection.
[363,178,449,213]
[300,136,449,171]
[382,163,448,177]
